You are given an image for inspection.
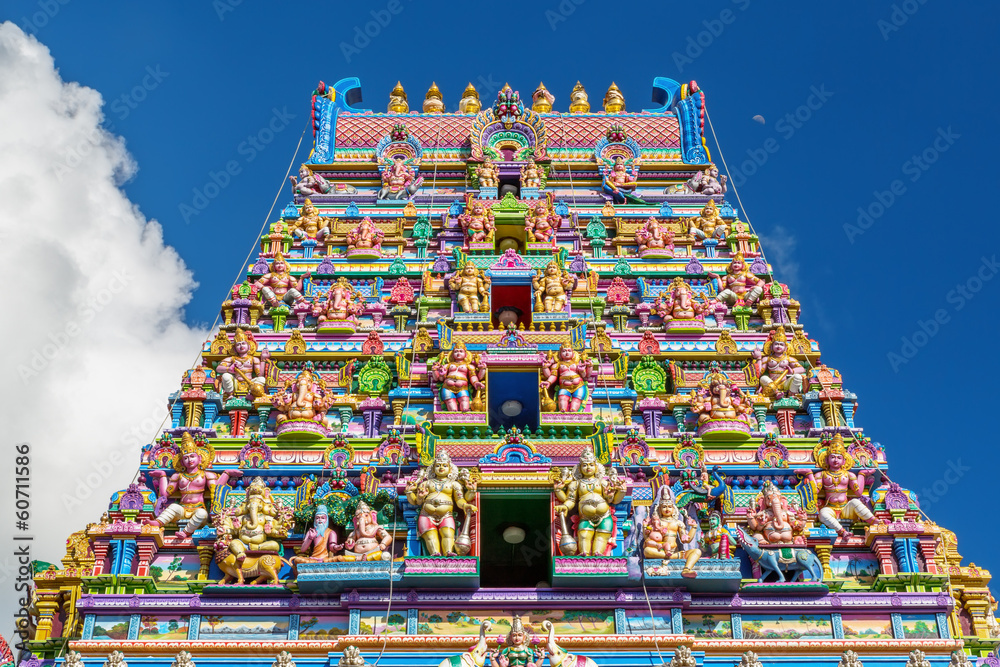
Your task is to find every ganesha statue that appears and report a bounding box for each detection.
[271,362,333,436]
[653,277,706,333]
[635,216,674,257]
[404,450,478,556]
[432,341,486,412]
[746,480,808,545]
[314,277,365,330]
[343,501,393,561]
[345,217,385,258]
[214,476,293,585]
[551,446,625,556]
[378,155,422,200]
[688,363,754,440]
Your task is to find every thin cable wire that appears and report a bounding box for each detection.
[129,123,310,489]
[373,127,442,666]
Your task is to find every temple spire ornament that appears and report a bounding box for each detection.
[568,81,590,112]
[423,82,444,113]
[459,82,481,113]
[388,81,408,112]
[603,82,625,113]
[532,82,554,112]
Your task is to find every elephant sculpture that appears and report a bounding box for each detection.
[438,620,493,667]
[217,552,291,585]
[733,525,823,583]
[542,621,598,667]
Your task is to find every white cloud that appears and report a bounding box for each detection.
[0,23,207,643]
[756,224,800,290]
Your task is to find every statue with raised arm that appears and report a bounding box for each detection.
[707,253,765,309]
[378,155,423,200]
[405,450,478,556]
[143,433,242,538]
[795,434,885,539]
[432,341,486,412]
[552,447,625,556]
[540,342,592,413]
[255,252,311,309]
[643,489,702,577]
[601,155,640,204]
[217,328,271,400]
[751,326,807,399]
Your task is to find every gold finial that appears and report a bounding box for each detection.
[532,82,554,112]
[603,82,625,113]
[388,81,408,113]
[423,81,444,113]
[568,81,590,113]
[459,82,481,114]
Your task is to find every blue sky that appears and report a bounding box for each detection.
[6,0,1000,581]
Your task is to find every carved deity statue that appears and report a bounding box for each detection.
[707,253,765,308]
[643,490,702,576]
[217,328,271,400]
[346,217,385,254]
[746,480,808,545]
[343,501,393,561]
[520,158,543,189]
[432,341,486,412]
[654,277,705,323]
[290,504,343,572]
[686,199,728,242]
[532,261,575,313]
[223,476,287,565]
[255,252,311,309]
[490,615,544,667]
[290,198,328,241]
[751,327,807,398]
[795,435,885,539]
[272,363,333,427]
[601,155,640,204]
[701,510,733,559]
[405,450,478,556]
[378,155,422,200]
[143,433,242,538]
[476,158,500,189]
[289,164,333,196]
[552,447,625,556]
[314,277,365,324]
[635,216,674,254]
[540,342,592,413]
[669,163,727,195]
[457,201,496,247]
[690,366,754,428]
[524,200,561,244]
[448,262,491,313]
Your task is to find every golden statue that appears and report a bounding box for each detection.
[290,198,328,241]
[532,261,576,313]
[449,261,491,313]
[552,447,625,556]
[532,82,554,112]
[387,81,408,113]
[405,450,478,556]
[223,477,286,566]
[476,158,500,189]
[568,81,590,113]
[459,82,481,114]
[603,82,625,113]
[423,82,444,113]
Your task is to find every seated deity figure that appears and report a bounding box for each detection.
[635,216,674,255]
[431,341,486,412]
[217,328,270,400]
[313,277,365,324]
[668,163,727,195]
[524,201,561,244]
[653,277,705,323]
[795,435,885,539]
[255,252,311,309]
[707,253,765,308]
[476,158,500,189]
[643,488,702,577]
[690,366,754,428]
[540,342,592,413]
[457,201,496,248]
[686,199,728,242]
[746,480,808,545]
[532,261,575,313]
[343,501,393,561]
[601,155,640,204]
[520,158,543,189]
[490,616,544,667]
[751,327,807,399]
[552,447,625,556]
[378,155,422,200]
[224,476,285,566]
[290,199,328,241]
[345,216,385,255]
[404,450,478,556]
[143,433,242,538]
[448,262,491,313]
[290,504,343,573]
[272,363,333,427]
[700,510,733,559]
[289,164,333,196]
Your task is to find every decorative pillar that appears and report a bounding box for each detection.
[187,614,201,640]
[590,239,606,259]
[917,537,941,574]
[183,400,205,429]
[640,400,664,437]
[361,397,387,438]
[197,545,215,580]
[871,537,898,576]
[407,609,419,635]
[392,305,411,332]
[752,405,767,432]
[832,613,844,639]
[670,608,683,634]
[256,404,272,430]
[803,394,824,429]
[841,395,857,428]
[620,401,633,425]
[270,305,289,332]
[32,592,62,641]
[134,540,157,577]
[731,613,743,639]
[118,540,138,575]
[203,397,220,428]
[392,399,406,426]
[170,399,184,429]
[732,303,752,331]
[703,238,719,259]
[814,543,834,581]
[301,238,317,259]
[90,540,112,576]
[337,407,354,432]
[672,406,688,433]
[774,398,799,436]
[402,502,420,557]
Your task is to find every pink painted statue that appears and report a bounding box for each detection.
[707,252,764,309]
[343,501,393,561]
[272,364,333,427]
[314,277,365,324]
[255,251,311,309]
[345,217,384,254]
[635,216,674,254]
[746,480,808,545]
[524,201,561,243]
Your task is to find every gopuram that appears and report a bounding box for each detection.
[18,77,1000,667]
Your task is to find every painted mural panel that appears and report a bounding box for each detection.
[417,610,614,636]
[149,552,201,583]
[682,613,732,638]
[840,615,893,639]
[198,615,290,640]
[297,615,351,639]
[740,614,833,640]
[360,612,408,636]
[622,611,672,634]
[90,616,131,641]
[137,615,190,640]
[829,551,880,586]
[900,614,939,639]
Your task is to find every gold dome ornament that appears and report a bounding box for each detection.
[387,81,408,113]
[532,82,554,112]
[603,82,625,113]
[423,82,444,113]
[459,82,481,114]
[568,81,590,113]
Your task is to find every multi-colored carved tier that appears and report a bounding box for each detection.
[21,78,998,667]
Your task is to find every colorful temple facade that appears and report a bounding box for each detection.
[19,77,1000,667]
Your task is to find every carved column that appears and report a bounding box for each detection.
[814,543,834,581]
[871,536,898,576]
[134,540,157,578]
[197,545,215,580]
[90,540,111,576]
